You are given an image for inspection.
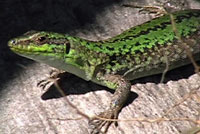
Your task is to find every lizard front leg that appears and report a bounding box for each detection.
[89,74,131,134]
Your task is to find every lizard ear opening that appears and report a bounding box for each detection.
[65,42,70,54]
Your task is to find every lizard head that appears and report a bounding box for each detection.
[8,31,84,71]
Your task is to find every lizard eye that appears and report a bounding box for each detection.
[37,36,46,42]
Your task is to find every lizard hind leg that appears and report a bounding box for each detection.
[89,74,131,134]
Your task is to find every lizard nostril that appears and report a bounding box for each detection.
[9,40,16,45]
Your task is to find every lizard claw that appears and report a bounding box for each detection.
[37,69,63,89]
[88,109,119,134]
[37,79,51,89]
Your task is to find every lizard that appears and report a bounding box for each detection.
[8,9,200,133]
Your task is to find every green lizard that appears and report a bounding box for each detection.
[8,9,200,133]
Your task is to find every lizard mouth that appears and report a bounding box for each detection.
[8,40,31,54]
[9,39,51,54]
[8,39,72,62]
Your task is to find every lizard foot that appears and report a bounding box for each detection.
[88,108,119,134]
[37,69,64,89]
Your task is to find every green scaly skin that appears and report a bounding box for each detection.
[8,9,200,133]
